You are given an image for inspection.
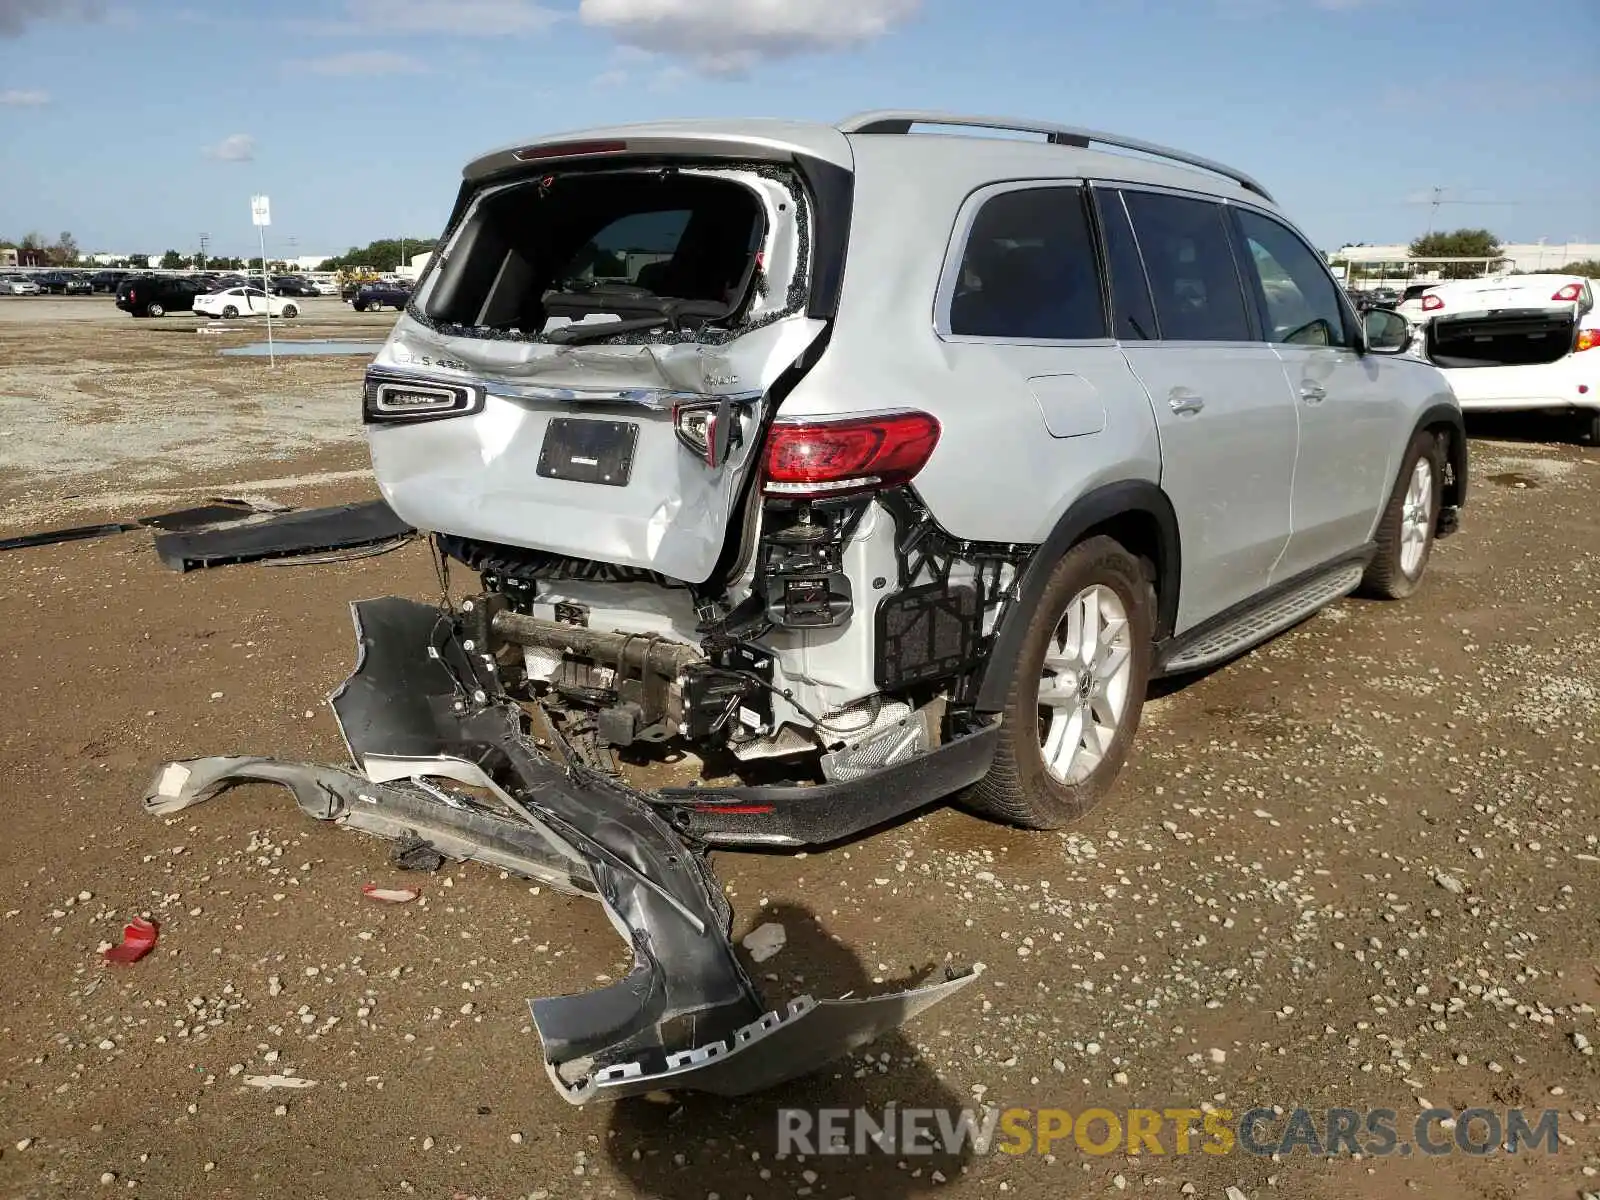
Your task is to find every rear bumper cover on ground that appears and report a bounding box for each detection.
[141,596,979,1103]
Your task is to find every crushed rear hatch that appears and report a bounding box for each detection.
[366,139,849,585]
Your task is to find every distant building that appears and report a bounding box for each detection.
[0,248,17,268]
[1333,241,1599,287]
[396,250,432,281]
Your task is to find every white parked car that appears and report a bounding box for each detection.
[0,276,42,295]
[192,286,302,320]
[1404,274,1598,441]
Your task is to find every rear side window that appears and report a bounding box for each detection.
[1235,209,1351,348]
[1123,191,1252,341]
[1094,189,1158,340]
[947,186,1107,340]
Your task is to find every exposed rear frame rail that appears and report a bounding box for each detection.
[838,109,1274,203]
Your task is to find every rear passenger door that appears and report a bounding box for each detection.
[1103,186,1299,632]
[1231,207,1395,576]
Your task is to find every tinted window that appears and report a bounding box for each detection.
[1236,209,1350,347]
[1094,189,1158,340]
[948,186,1107,340]
[1122,191,1252,341]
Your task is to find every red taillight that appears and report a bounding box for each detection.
[1421,294,1444,311]
[512,139,628,162]
[762,411,941,498]
[1575,328,1598,354]
[1552,282,1584,302]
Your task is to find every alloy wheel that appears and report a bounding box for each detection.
[1036,584,1135,785]
[1399,458,1433,578]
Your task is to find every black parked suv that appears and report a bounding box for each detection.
[115,275,207,318]
[270,275,320,297]
[89,270,130,293]
[352,280,411,312]
[35,271,93,295]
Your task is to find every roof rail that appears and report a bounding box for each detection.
[838,110,1273,203]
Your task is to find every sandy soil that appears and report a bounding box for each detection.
[0,299,1596,1200]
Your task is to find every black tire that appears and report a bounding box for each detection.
[222,305,238,319]
[147,303,165,318]
[1360,428,1443,600]
[1576,409,1600,447]
[282,304,298,318]
[968,536,1155,830]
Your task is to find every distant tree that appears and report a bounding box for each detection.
[1557,258,1600,278]
[127,253,149,269]
[1408,229,1502,279]
[319,237,437,272]
[159,249,185,270]
[52,231,80,266]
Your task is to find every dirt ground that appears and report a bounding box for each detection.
[0,297,1596,1200]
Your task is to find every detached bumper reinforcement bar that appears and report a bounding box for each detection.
[141,596,979,1103]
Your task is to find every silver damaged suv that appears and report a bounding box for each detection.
[145,111,1467,1104]
[367,110,1466,832]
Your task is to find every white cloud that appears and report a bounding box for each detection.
[313,0,557,36]
[291,50,430,76]
[0,87,49,105]
[578,0,921,76]
[205,133,256,162]
[0,0,103,38]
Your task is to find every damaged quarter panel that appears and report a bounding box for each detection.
[775,136,1162,547]
[365,163,832,586]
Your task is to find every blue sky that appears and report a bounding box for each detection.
[2,0,1596,259]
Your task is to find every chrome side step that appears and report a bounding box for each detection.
[1159,562,1364,675]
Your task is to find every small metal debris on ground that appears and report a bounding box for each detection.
[243,1075,317,1090]
[741,922,787,963]
[362,885,420,904]
[102,917,159,964]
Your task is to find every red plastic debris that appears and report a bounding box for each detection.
[361,884,419,904]
[103,917,159,964]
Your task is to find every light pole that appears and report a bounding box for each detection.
[198,233,209,272]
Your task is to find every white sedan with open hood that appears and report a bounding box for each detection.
[1404,274,1598,441]
[192,285,302,320]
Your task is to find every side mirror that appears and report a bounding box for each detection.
[1362,308,1412,355]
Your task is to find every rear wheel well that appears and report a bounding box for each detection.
[971,481,1180,714]
[1424,420,1465,507]
[1075,510,1173,640]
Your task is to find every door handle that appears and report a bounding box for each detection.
[1299,381,1327,404]
[1168,389,1205,416]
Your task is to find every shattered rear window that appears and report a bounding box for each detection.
[415,164,805,344]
